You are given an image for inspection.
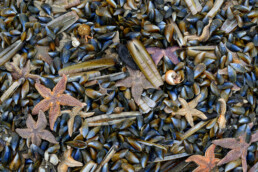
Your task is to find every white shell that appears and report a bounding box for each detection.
[71,34,80,47]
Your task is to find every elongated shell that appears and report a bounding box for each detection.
[127,39,163,88]
[58,58,115,75]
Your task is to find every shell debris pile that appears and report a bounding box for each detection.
[0,0,257,172]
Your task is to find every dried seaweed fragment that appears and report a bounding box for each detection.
[32,75,86,130]
[190,22,213,42]
[186,144,220,172]
[184,19,212,42]
[15,111,58,146]
[172,94,207,127]
[116,67,156,104]
[146,47,180,65]
[212,132,258,172]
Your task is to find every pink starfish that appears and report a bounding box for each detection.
[146,47,180,65]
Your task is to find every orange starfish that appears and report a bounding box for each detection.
[185,144,220,172]
[32,74,86,130]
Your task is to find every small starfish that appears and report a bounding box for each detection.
[185,144,220,172]
[61,106,94,137]
[212,132,258,172]
[146,47,180,65]
[116,67,156,104]
[97,81,115,96]
[57,146,83,172]
[15,110,58,146]
[172,94,207,127]
[5,55,40,81]
[35,46,53,65]
[1,55,40,102]
[32,75,86,130]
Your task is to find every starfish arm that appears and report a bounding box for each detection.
[189,94,202,108]
[178,97,188,108]
[115,76,133,88]
[173,109,187,115]
[26,114,36,129]
[142,78,155,89]
[57,163,68,172]
[39,130,58,144]
[53,75,67,96]
[251,131,258,143]
[23,60,31,75]
[49,103,61,130]
[31,134,42,146]
[32,99,51,115]
[164,47,180,64]
[10,63,21,74]
[57,94,85,107]
[35,83,52,98]
[217,149,241,166]
[166,46,180,52]
[186,155,209,166]
[35,111,47,130]
[185,113,195,127]
[68,117,75,137]
[131,83,143,104]
[212,138,242,149]
[151,51,164,65]
[192,166,209,172]
[146,47,159,54]
[241,150,248,172]
[15,129,32,138]
[65,158,83,167]
[26,74,40,81]
[72,106,84,115]
[205,144,216,159]
[9,63,22,79]
[192,109,207,120]
[205,144,220,166]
